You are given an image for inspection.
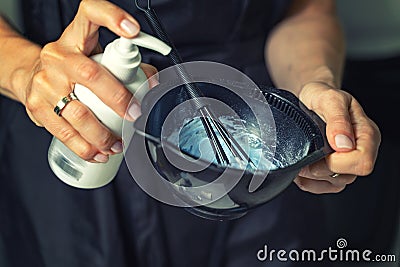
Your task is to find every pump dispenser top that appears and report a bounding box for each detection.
[101,32,171,84]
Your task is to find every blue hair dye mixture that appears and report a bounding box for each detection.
[167,115,310,172]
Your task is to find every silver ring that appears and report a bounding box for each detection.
[54,92,78,116]
[330,173,340,178]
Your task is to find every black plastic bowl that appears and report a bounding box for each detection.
[127,82,333,220]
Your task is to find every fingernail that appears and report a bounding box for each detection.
[94,153,109,163]
[335,134,353,149]
[120,19,138,35]
[111,141,123,153]
[128,102,142,120]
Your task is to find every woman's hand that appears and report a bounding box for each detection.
[294,82,381,194]
[23,0,157,163]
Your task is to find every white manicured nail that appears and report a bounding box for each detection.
[335,134,353,149]
[94,153,109,163]
[120,19,138,35]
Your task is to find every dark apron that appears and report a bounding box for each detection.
[0,1,331,266]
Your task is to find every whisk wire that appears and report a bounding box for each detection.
[134,0,256,169]
[134,0,151,12]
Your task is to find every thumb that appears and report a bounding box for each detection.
[323,95,355,152]
[140,63,159,89]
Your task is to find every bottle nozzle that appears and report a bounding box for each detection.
[118,37,136,53]
[130,31,171,56]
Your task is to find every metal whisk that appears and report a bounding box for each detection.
[134,0,255,168]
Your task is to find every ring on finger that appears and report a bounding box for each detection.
[54,91,78,116]
[330,173,340,178]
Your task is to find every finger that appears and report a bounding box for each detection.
[60,100,123,154]
[140,63,159,88]
[300,86,355,152]
[125,97,142,122]
[294,176,346,194]
[28,68,118,161]
[123,64,158,121]
[299,161,357,185]
[320,90,355,152]
[62,52,134,119]
[302,159,333,178]
[40,36,136,120]
[326,102,380,176]
[33,103,109,163]
[326,145,378,176]
[61,0,140,53]
[25,67,68,127]
[30,64,71,106]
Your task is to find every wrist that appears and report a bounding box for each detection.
[9,43,41,104]
[298,65,341,94]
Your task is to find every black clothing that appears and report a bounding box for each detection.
[322,54,400,256]
[0,1,337,266]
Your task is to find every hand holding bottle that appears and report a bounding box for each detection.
[25,0,157,163]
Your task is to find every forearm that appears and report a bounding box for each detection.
[265,0,345,95]
[0,15,41,103]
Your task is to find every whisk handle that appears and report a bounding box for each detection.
[140,8,207,107]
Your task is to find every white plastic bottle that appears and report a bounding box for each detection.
[48,32,171,189]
